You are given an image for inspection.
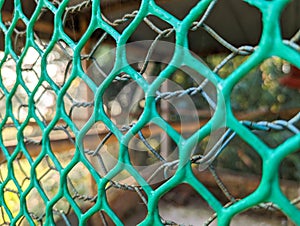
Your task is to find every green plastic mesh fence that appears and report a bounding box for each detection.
[0,0,300,225]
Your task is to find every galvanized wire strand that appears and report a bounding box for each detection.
[291,29,300,44]
[101,10,138,27]
[99,211,109,226]
[242,113,300,134]
[204,201,237,226]
[213,45,255,73]
[137,130,167,163]
[284,40,300,51]
[198,23,240,53]
[64,0,92,15]
[155,79,217,110]
[208,165,236,202]
[190,0,218,32]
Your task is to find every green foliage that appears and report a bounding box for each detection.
[206,55,300,114]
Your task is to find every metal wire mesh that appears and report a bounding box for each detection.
[0,0,300,225]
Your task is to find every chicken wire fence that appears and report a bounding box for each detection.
[0,0,300,225]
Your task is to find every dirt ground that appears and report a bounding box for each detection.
[124,199,295,226]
